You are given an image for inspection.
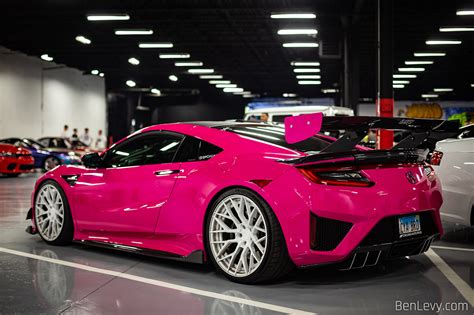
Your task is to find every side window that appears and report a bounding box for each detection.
[460,128,474,139]
[272,114,291,123]
[174,136,223,162]
[103,133,183,168]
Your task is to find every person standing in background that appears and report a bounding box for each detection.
[61,125,69,140]
[80,128,92,147]
[260,112,269,122]
[95,129,107,150]
[71,128,79,147]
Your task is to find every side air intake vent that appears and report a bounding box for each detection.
[311,214,353,251]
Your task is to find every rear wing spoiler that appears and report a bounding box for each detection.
[284,113,460,159]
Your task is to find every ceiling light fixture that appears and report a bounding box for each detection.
[188,68,214,74]
[168,75,178,82]
[426,40,461,45]
[159,53,190,59]
[99,73,104,77]
[209,80,231,84]
[456,10,474,15]
[75,35,91,44]
[283,42,319,48]
[296,75,321,79]
[293,68,320,73]
[414,52,446,57]
[322,89,338,94]
[223,88,244,93]
[126,80,136,87]
[433,88,453,92]
[398,67,425,72]
[174,62,203,67]
[151,88,161,95]
[199,75,223,79]
[283,93,298,97]
[439,27,474,32]
[87,14,130,21]
[115,29,153,35]
[278,29,318,35]
[393,84,405,89]
[139,43,173,48]
[243,94,259,98]
[298,80,321,85]
[393,80,410,84]
[128,57,140,65]
[234,91,251,95]
[421,94,438,98]
[404,61,433,65]
[91,69,99,75]
[40,54,53,62]
[216,84,237,88]
[393,74,417,78]
[291,61,320,66]
[271,13,316,19]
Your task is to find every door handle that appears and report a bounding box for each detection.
[154,169,180,176]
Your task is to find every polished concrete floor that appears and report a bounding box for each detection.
[0,173,473,315]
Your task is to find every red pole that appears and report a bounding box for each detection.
[376,98,394,149]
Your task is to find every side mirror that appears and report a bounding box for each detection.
[82,152,102,168]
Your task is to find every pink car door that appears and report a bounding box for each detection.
[73,131,184,235]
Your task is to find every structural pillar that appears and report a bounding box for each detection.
[377,0,394,149]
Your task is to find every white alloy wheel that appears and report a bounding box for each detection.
[35,184,65,241]
[209,194,268,277]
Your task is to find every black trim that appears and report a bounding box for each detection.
[26,208,32,220]
[61,174,80,186]
[25,225,36,235]
[76,240,204,264]
[311,214,353,251]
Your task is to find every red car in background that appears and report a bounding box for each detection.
[0,143,34,177]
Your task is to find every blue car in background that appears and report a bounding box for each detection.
[0,138,81,171]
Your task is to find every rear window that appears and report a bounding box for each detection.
[217,124,330,153]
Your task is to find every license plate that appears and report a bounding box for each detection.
[398,215,422,238]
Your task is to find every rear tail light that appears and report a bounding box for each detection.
[298,167,375,187]
[430,150,443,166]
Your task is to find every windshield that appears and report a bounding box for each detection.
[24,138,45,149]
[217,124,331,153]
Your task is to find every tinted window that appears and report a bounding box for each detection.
[459,125,474,139]
[217,124,330,153]
[23,139,45,150]
[174,136,222,162]
[272,115,291,123]
[103,132,183,168]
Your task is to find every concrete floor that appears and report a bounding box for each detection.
[0,173,473,315]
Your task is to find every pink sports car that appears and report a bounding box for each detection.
[26,115,458,283]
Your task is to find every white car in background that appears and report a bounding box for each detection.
[432,124,474,226]
[244,105,354,122]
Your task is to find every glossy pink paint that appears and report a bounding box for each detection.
[30,122,444,267]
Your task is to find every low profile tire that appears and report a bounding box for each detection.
[34,180,73,245]
[43,156,61,172]
[205,188,293,284]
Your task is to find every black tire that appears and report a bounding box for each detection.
[205,188,293,284]
[43,156,61,172]
[34,180,74,245]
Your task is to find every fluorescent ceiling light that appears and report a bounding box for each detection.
[216,84,237,88]
[404,60,433,65]
[174,62,203,67]
[421,94,438,98]
[283,93,297,97]
[294,68,320,73]
[126,80,136,87]
[426,40,461,45]
[243,94,258,98]
[115,29,153,35]
[456,10,474,15]
[393,80,410,84]
[75,35,91,44]
[322,89,338,94]
[168,75,178,82]
[128,57,140,65]
[151,88,161,95]
[271,13,316,19]
[188,68,214,74]
[398,67,425,72]
[223,88,244,93]
[283,42,319,48]
[87,14,130,21]
[40,54,53,62]
[234,91,251,95]
[209,80,231,84]
[139,42,173,48]
[278,29,318,35]
[393,74,417,78]
[440,27,474,32]
[99,73,104,77]
[414,52,446,57]
[298,80,321,85]
[199,75,222,79]
[433,88,453,92]
[159,53,190,59]
[91,69,99,75]
[291,61,320,66]
[393,84,405,89]
[296,75,321,79]
[471,84,474,88]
